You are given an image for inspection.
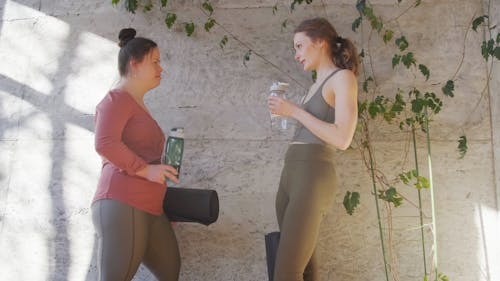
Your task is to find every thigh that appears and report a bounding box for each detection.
[275,165,290,228]
[273,162,336,281]
[143,214,181,281]
[92,200,149,281]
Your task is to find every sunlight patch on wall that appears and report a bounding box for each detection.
[65,31,119,115]
[0,0,69,96]
[475,204,500,281]
[0,138,53,280]
[62,124,101,280]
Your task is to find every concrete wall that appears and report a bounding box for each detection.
[0,0,498,280]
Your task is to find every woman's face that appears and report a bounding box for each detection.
[293,32,323,72]
[133,47,163,90]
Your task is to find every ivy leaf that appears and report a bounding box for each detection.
[392,54,401,68]
[424,92,442,114]
[161,0,168,7]
[202,1,214,16]
[363,76,373,93]
[352,16,363,32]
[399,170,415,185]
[312,70,317,82]
[378,187,403,207]
[356,0,366,14]
[391,92,406,114]
[368,101,379,118]
[219,35,228,49]
[372,18,383,33]
[472,15,488,32]
[243,50,252,67]
[383,30,394,44]
[494,46,500,60]
[416,176,429,189]
[458,135,468,159]
[204,18,216,32]
[359,49,365,58]
[361,5,383,33]
[400,170,428,189]
[481,39,495,61]
[112,0,120,6]
[143,3,153,12]
[290,0,303,11]
[124,0,138,13]
[402,52,416,68]
[184,22,195,37]
[442,80,455,97]
[438,273,449,281]
[343,191,360,215]
[358,101,367,115]
[415,0,421,7]
[419,64,430,81]
[411,98,425,114]
[281,19,288,32]
[272,4,278,15]
[165,13,177,29]
[395,36,409,51]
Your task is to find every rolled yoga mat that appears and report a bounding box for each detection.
[163,187,219,226]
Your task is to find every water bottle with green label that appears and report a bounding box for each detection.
[162,127,184,178]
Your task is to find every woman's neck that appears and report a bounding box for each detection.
[117,79,150,112]
[118,79,147,102]
[315,60,338,83]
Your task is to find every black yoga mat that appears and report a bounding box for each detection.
[163,187,219,226]
[265,231,280,281]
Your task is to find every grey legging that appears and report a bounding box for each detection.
[274,144,337,281]
[91,199,180,281]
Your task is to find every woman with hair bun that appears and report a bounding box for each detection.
[267,18,359,281]
[91,28,180,280]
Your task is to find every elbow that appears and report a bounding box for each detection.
[337,142,350,151]
[95,141,111,157]
[331,126,355,150]
[334,137,353,151]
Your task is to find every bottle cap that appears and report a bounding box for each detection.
[169,127,184,138]
[270,81,289,92]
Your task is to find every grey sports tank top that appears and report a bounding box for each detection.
[292,69,341,144]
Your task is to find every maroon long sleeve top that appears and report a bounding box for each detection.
[93,89,166,215]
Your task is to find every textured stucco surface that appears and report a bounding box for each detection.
[0,0,499,280]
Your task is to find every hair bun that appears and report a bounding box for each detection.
[118,28,136,47]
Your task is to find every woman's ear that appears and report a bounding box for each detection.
[317,39,328,50]
[128,59,138,77]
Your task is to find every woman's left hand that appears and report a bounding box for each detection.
[267,96,297,117]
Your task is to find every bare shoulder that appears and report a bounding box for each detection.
[324,69,358,98]
[330,69,357,87]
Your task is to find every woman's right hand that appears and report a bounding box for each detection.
[136,164,179,185]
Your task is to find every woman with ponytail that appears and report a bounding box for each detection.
[267,17,359,281]
[91,28,180,280]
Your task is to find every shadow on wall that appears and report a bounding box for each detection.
[0,1,95,280]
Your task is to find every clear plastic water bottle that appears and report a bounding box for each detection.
[269,81,289,130]
[162,127,184,178]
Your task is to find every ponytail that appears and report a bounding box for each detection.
[329,36,360,76]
